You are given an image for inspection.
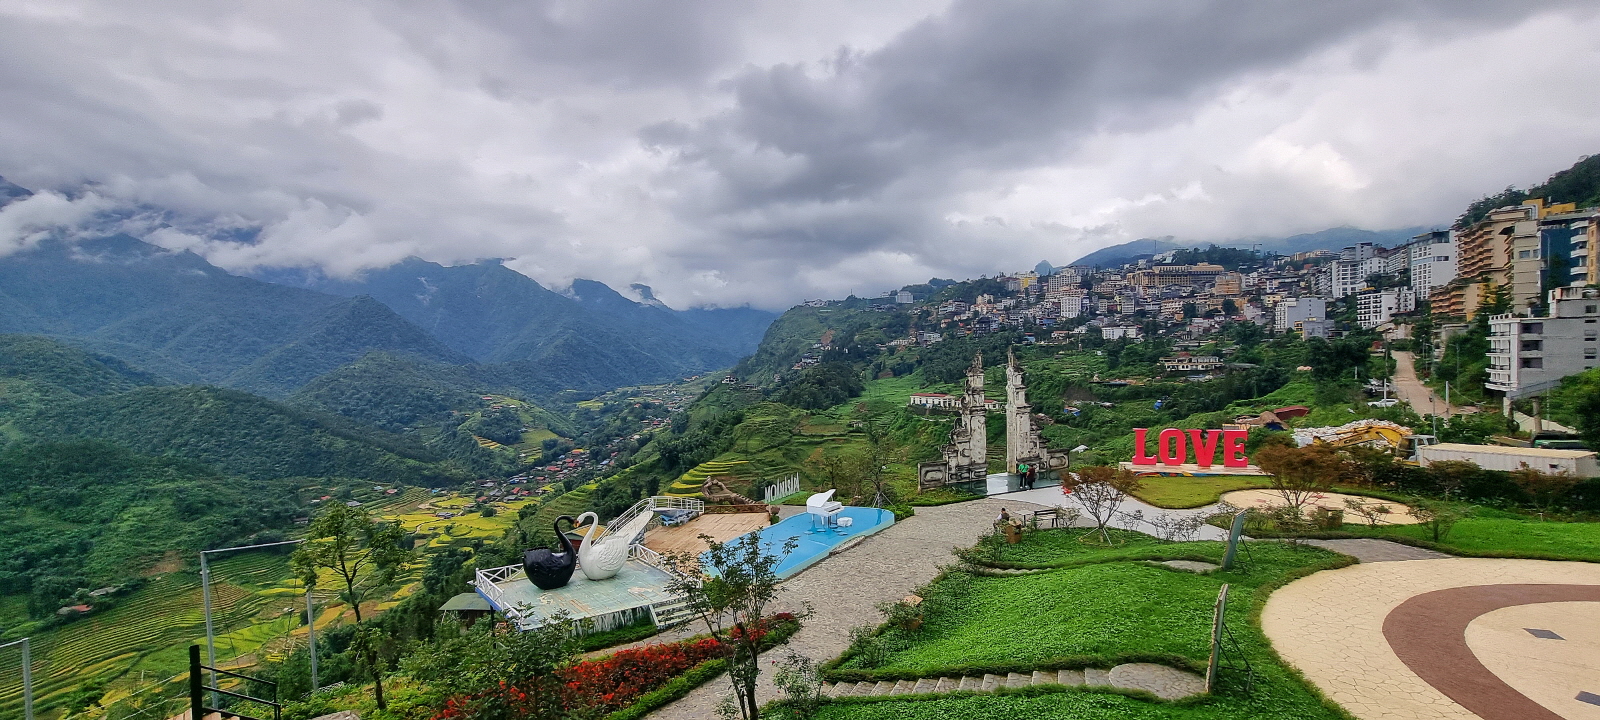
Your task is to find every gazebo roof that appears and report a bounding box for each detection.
[439,592,493,613]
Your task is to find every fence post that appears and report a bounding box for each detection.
[19,638,30,720]
[189,645,204,719]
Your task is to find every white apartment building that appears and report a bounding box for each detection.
[1274,297,1327,332]
[1408,230,1458,295]
[1356,290,1400,329]
[1101,326,1143,340]
[1487,286,1600,402]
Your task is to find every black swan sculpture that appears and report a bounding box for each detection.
[523,515,579,590]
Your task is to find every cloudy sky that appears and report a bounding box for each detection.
[1,0,1598,309]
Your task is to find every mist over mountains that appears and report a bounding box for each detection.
[1065,226,1436,269]
[0,175,775,397]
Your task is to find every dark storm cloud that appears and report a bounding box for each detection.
[0,0,1596,308]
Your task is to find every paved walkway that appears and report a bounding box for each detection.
[1303,538,1451,563]
[1392,350,1475,416]
[996,486,1232,541]
[1262,558,1600,720]
[645,497,1046,719]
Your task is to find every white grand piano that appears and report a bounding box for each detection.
[805,489,843,533]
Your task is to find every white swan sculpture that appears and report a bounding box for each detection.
[574,511,630,581]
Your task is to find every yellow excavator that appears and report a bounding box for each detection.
[1310,421,1437,463]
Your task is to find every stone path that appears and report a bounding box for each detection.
[645,497,1046,719]
[824,661,1206,702]
[1262,558,1600,720]
[1303,538,1451,563]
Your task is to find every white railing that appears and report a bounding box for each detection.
[630,543,683,577]
[763,474,801,503]
[474,564,527,623]
[646,496,705,512]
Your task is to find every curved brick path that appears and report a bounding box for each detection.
[1262,558,1600,720]
[645,497,1045,719]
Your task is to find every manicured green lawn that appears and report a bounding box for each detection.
[828,536,1353,719]
[978,527,1220,568]
[1129,475,1272,508]
[1343,512,1600,562]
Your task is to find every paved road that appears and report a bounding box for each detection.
[1391,350,1475,416]
[646,497,1047,719]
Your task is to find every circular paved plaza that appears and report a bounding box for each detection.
[1262,558,1600,720]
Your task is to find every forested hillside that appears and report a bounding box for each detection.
[0,237,467,395]
[0,440,297,612]
[277,257,775,387]
[15,386,470,484]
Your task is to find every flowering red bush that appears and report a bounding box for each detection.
[433,614,802,720]
[559,637,725,712]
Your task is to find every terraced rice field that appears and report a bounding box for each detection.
[667,460,752,497]
[0,567,276,717]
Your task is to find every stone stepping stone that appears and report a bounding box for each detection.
[1159,560,1220,573]
[981,673,1001,692]
[1031,670,1050,686]
[1006,672,1030,688]
[891,679,916,695]
[958,676,982,691]
[912,678,937,694]
[934,677,958,693]
[1056,669,1085,686]
[1108,663,1208,701]
[833,682,858,696]
[872,680,896,695]
[1083,668,1111,686]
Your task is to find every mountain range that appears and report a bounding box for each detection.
[0,176,776,398]
[1066,226,1435,269]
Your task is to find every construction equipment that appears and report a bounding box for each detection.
[1294,420,1413,452]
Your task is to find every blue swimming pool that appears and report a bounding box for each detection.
[709,506,895,580]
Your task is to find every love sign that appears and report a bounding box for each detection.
[1130,428,1249,468]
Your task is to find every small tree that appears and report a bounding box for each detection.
[1342,497,1393,528]
[772,652,826,720]
[1510,464,1579,510]
[291,504,410,709]
[664,532,804,720]
[404,611,577,720]
[1254,444,1347,514]
[1061,465,1142,544]
[1408,500,1464,541]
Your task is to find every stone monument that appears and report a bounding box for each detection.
[918,353,990,490]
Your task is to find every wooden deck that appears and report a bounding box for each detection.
[643,512,770,555]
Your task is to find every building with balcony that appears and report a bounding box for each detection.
[1408,230,1458,295]
[1487,287,1600,402]
[1274,296,1327,332]
[1356,290,1401,329]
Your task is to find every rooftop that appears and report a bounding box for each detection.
[1429,443,1597,459]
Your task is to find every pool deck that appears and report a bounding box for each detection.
[749,506,896,579]
[480,560,678,629]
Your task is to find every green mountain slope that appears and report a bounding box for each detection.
[0,440,295,601]
[0,335,164,423]
[0,236,470,395]
[16,386,468,484]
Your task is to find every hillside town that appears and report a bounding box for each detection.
[810,196,1598,413]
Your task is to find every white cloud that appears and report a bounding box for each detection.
[0,1,1596,308]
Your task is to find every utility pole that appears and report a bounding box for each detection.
[1,638,31,720]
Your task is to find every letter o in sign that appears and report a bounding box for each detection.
[1157,428,1187,465]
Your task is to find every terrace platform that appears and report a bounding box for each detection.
[476,557,680,632]
[643,511,770,556]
